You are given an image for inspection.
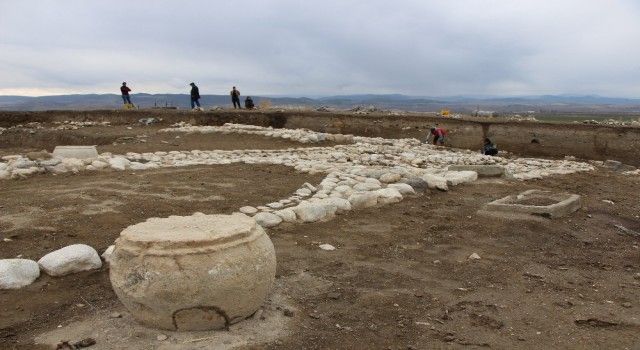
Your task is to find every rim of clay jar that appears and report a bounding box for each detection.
[114,213,266,256]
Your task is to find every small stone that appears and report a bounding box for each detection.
[633,273,640,280]
[74,338,96,348]
[327,292,341,300]
[252,308,264,320]
[110,312,122,318]
[283,309,294,317]
[101,245,115,263]
[239,206,258,215]
[622,302,632,308]
[319,244,336,251]
[468,253,481,260]
[157,334,168,341]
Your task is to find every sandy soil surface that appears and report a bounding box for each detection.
[1,126,640,349]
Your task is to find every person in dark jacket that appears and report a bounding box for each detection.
[482,138,498,156]
[190,82,201,110]
[120,82,133,106]
[244,96,255,109]
[230,86,241,109]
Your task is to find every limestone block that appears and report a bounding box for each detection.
[387,183,416,195]
[0,259,40,289]
[61,158,85,172]
[91,160,109,169]
[375,188,403,205]
[129,162,148,170]
[40,158,61,167]
[274,208,297,223]
[444,171,478,186]
[320,197,352,214]
[12,158,36,169]
[364,178,382,186]
[109,213,276,331]
[422,174,448,191]
[108,157,130,170]
[38,244,102,277]
[379,172,402,183]
[266,202,284,209]
[353,182,382,192]
[102,245,115,263]
[448,164,505,177]
[26,151,52,161]
[482,190,581,218]
[292,202,334,222]
[348,192,379,209]
[52,146,99,160]
[239,206,258,215]
[45,163,67,174]
[295,188,312,197]
[253,212,283,228]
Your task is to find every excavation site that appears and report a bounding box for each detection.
[1,110,639,349]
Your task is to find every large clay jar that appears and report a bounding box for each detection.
[109,213,276,331]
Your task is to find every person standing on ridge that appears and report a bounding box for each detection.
[190,82,202,111]
[230,86,241,109]
[120,82,133,107]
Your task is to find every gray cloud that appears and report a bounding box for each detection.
[1,0,639,96]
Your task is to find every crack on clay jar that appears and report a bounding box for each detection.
[171,305,230,331]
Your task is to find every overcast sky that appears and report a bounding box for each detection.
[1,0,639,97]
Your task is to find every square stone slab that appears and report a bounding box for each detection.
[482,189,581,218]
[52,146,98,159]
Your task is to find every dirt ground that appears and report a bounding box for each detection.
[0,124,336,157]
[1,123,640,349]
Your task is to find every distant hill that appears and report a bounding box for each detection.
[1,93,640,113]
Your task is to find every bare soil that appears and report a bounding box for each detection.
[1,124,640,349]
[0,124,337,157]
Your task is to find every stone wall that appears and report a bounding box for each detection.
[1,110,639,165]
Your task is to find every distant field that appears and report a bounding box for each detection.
[533,113,640,123]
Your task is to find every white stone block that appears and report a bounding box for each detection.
[422,174,448,191]
[38,244,102,277]
[0,259,40,289]
[348,192,379,209]
[387,183,416,195]
[375,188,403,205]
[52,146,99,160]
[253,212,283,228]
